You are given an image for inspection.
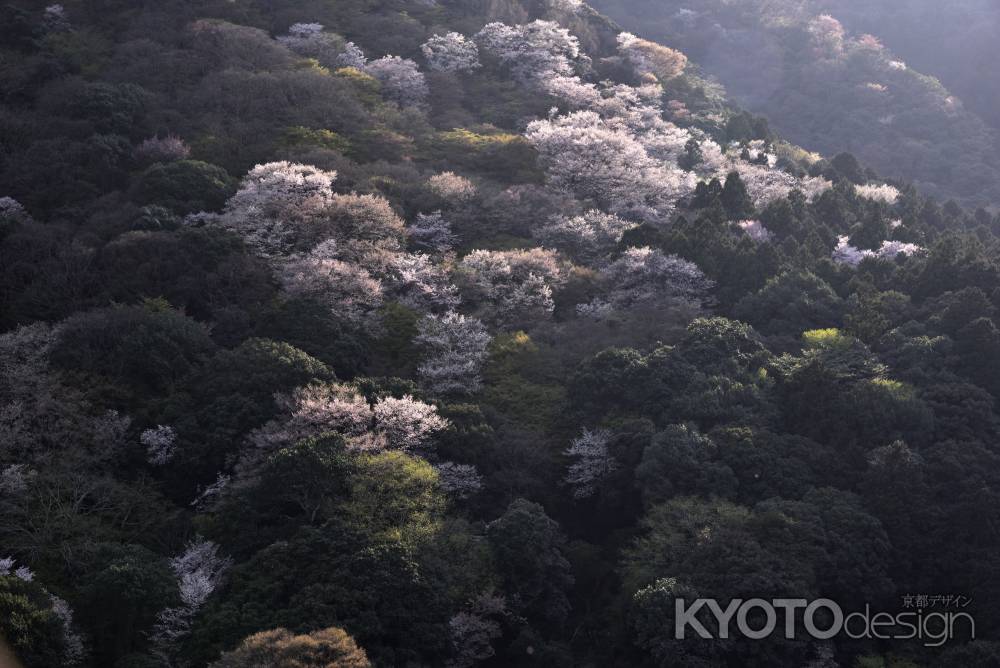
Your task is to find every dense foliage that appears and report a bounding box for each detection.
[2,0,1000,667]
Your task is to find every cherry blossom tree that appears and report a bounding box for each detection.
[581,247,713,316]
[151,538,232,662]
[0,196,31,224]
[808,14,846,59]
[249,383,373,453]
[1,557,85,665]
[427,172,477,203]
[526,111,692,220]
[337,42,367,69]
[546,0,584,14]
[592,83,692,163]
[365,56,429,108]
[876,239,923,259]
[535,210,637,265]
[49,596,85,665]
[248,383,448,455]
[459,248,564,324]
[855,183,900,204]
[617,32,687,80]
[564,428,618,499]
[384,252,460,311]
[142,425,177,466]
[832,237,923,267]
[415,312,492,396]
[447,594,507,668]
[191,473,230,509]
[316,193,406,256]
[134,135,190,164]
[0,463,33,494]
[719,159,830,209]
[277,23,345,68]
[422,32,481,73]
[540,75,601,109]
[475,21,582,82]
[434,462,484,499]
[832,235,869,266]
[218,161,336,257]
[43,4,70,32]
[408,211,458,253]
[277,240,384,325]
[0,556,33,581]
[737,219,773,243]
[372,395,449,451]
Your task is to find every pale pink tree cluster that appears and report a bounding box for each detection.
[594,246,713,310]
[142,425,177,466]
[384,252,459,312]
[317,193,406,255]
[855,183,900,205]
[134,135,191,164]
[854,34,885,53]
[0,196,30,223]
[0,463,33,494]
[535,210,637,265]
[427,172,477,203]
[0,557,85,665]
[249,383,374,453]
[742,139,777,167]
[808,14,846,59]
[337,41,367,69]
[415,312,492,396]
[617,32,687,80]
[545,0,583,14]
[692,137,728,173]
[50,596,85,665]
[218,163,418,326]
[0,556,33,581]
[474,21,583,83]
[832,236,868,266]
[191,472,231,509]
[832,236,924,266]
[719,159,830,208]
[43,4,70,32]
[218,161,337,257]
[277,23,345,68]
[434,462,484,499]
[0,323,137,466]
[736,219,773,243]
[564,428,618,499]
[447,594,507,668]
[539,75,600,109]
[248,383,449,455]
[526,111,692,220]
[408,212,458,253]
[151,538,233,663]
[373,396,450,450]
[365,56,429,107]
[584,82,693,164]
[459,248,564,324]
[278,240,384,325]
[876,239,924,259]
[421,32,481,73]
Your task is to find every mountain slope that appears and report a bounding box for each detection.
[591,0,1000,208]
[2,1,1000,667]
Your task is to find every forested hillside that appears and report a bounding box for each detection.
[591,0,1000,209]
[804,0,1000,135]
[2,1,1000,667]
